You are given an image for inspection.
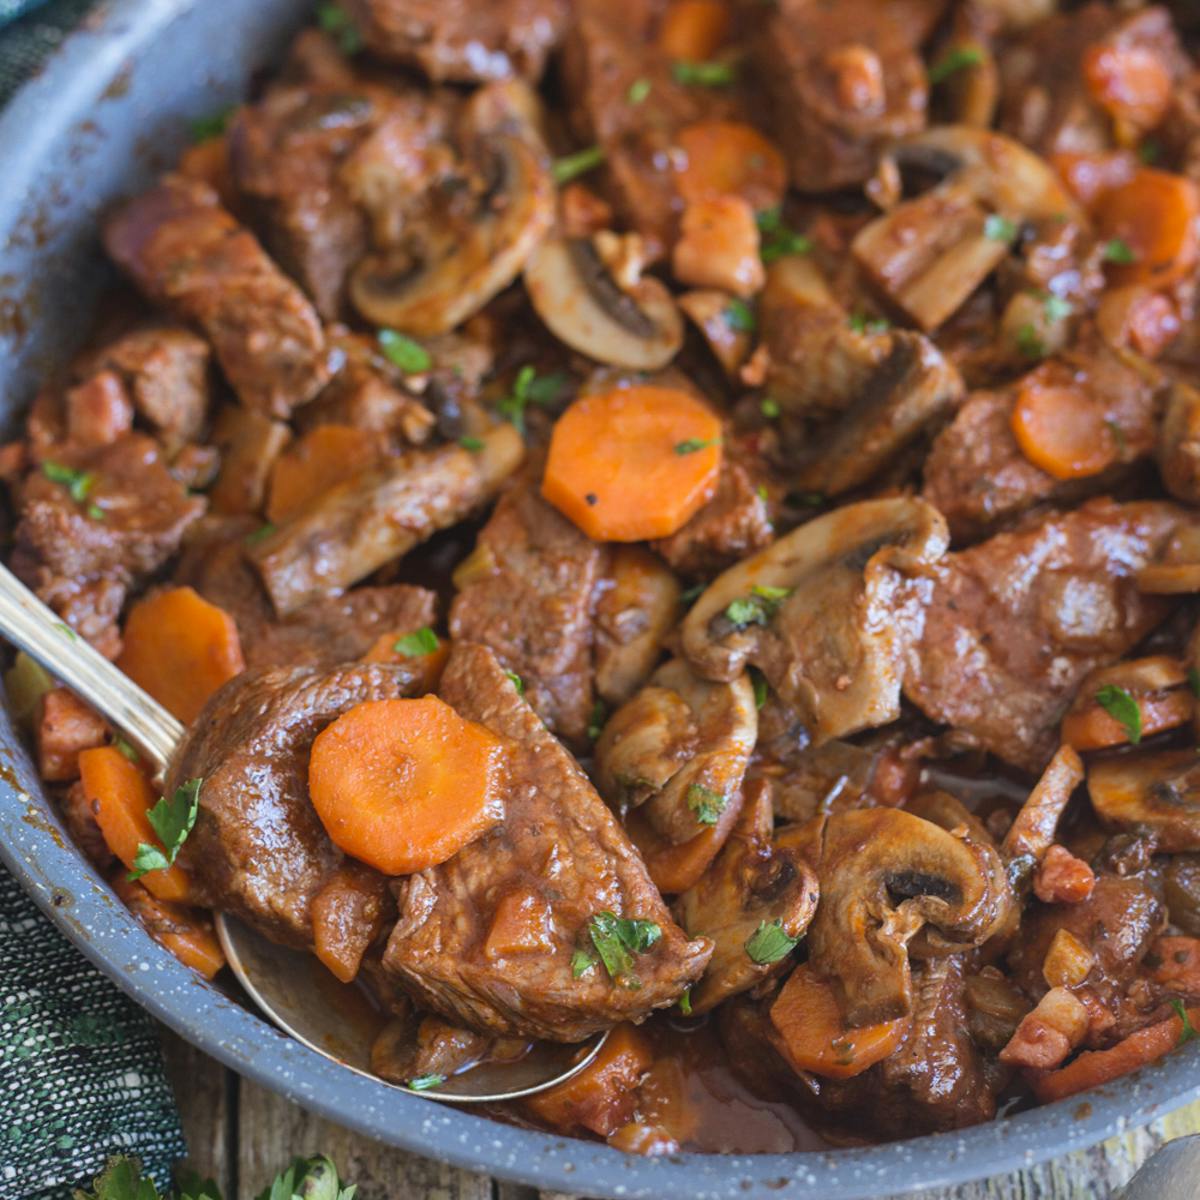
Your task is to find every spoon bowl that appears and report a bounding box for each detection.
[0,562,607,1103]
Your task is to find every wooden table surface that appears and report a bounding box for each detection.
[158,1028,1200,1200]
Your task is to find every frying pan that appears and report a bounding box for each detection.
[0,2,1197,1195]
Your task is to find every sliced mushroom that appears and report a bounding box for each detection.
[807,807,1014,1025]
[1061,656,1192,752]
[681,497,949,744]
[524,235,684,370]
[350,83,554,335]
[677,289,754,381]
[1088,749,1200,852]
[1137,520,1200,594]
[1159,379,1200,506]
[595,658,757,847]
[1001,744,1085,865]
[593,546,681,709]
[675,781,819,1014]
[852,126,1085,331]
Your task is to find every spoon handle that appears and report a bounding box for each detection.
[0,564,183,775]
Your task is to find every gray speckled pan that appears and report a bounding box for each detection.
[0,3,1196,1195]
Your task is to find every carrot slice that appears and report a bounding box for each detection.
[1031,1006,1200,1104]
[525,1023,655,1136]
[769,963,909,1080]
[1010,379,1119,481]
[542,385,722,541]
[675,120,787,212]
[111,873,224,979]
[624,787,744,894]
[1082,43,1173,130]
[1051,151,1138,209]
[361,628,449,692]
[266,423,379,523]
[117,587,245,725]
[658,0,730,62]
[1095,169,1200,288]
[81,746,191,903]
[1150,936,1200,994]
[308,696,510,875]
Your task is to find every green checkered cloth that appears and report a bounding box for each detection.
[0,4,187,1196]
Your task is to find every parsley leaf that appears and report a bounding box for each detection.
[42,460,95,503]
[1172,998,1200,1045]
[245,522,276,545]
[984,213,1017,242]
[1101,238,1137,264]
[1138,139,1161,165]
[749,665,769,710]
[53,621,78,642]
[378,328,431,374]
[678,987,693,1016]
[459,436,484,452]
[761,396,781,419]
[177,1167,224,1200]
[190,106,234,143]
[675,437,718,455]
[848,312,890,335]
[680,582,706,606]
[552,144,605,185]
[87,503,106,521]
[586,911,662,984]
[407,1073,446,1092]
[572,947,598,977]
[928,46,983,84]
[505,670,525,695]
[113,736,140,763]
[744,918,800,964]
[1043,293,1073,323]
[687,783,727,825]
[128,778,202,882]
[393,627,439,656]
[627,78,652,105]
[725,298,756,333]
[1016,323,1045,359]
[73,1156,163,1200]
[316,2,362,55]
[1095,684,1142,745]
[587,698,608,742]
[257,1155,356,1200]
[756,207,812,263]
[498,365,568,432]
[671,60,737,87]
[1189,667,1200,699]
[723,584,792,629]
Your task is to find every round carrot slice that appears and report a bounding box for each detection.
[308,697,509,876]
[658,0,730,63]
[117,586,245,725]
[1094,168,1200,288]
[769,963,909,1081]
[675,121,787,212]
[1082,43,1172,129]
[542,385,723,542]
[1010,381,1119,481]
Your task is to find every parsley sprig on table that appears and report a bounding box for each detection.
[74,1153,356,1200]
[128,778,203,881]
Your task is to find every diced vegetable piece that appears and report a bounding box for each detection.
[484,887,555,959]
[999,986,1088,1070]
[311,865,387,984]
[769,963,909,1080]
[1051,151,1138,208]
[1031,1006,1200,1103]
[111,874,225,979]
[1043,927,1096,988]
[266,423,379,523]
[542,386,723,542]
[308,697,510,875]
[1095,169,1200,288]
[1082,43,1172,130]
[34,688,107,782]
[672,197,765,298]
[1034,845,1096,906]
[524,1023,654,1136]
[1010,378,1119,481]
[1150,936,1200,995]
[674,120,787,211]
[658,0,730,62]
[117,587,245,725]
[80,746,191,902]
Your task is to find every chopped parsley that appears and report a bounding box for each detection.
[749,665,769,710]
[189,106,234,143]
[393,627,439,657]
[42,460,95,503]
[761,396,781,419]
[756,207,812,263]
[552,144,606,185]
[87,503,105,522]
[571,947,597,978]
[245,522,276,545]
[583,911,662,984]
[587,698,608,742]
[725,298,756,333]
[678,988,693,1016]
[1101,238,1137,264]
[1043,292,1073,323]
[675,437,718,455]
[1095,684,1142,745]
[687,783,727,826]
[53,622,77,642]
[406,1073,446,1092]
[848,312,890,335]
[1016,323,1045,360]
[1188,667,1200,698]
[744,918,801,964]
[505,670,525,695]
[756,483,769,502]
[984,213,1018,243]
[627,78,652,105]
[113,736,140,764]
[1171,998,1200,1045]
[671,60,737,87]
[724,583,792,629]
[129,778,203,881]
[928,46,983,85]
[378,328,431,374]
[1138,139,1161,165]
[498,365,568,433]
[458,436,484,452]
[1106,419,1127,453]
[316,1,362,54]
[680,582,706,606]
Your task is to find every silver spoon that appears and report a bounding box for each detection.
[0,563,606,1101]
